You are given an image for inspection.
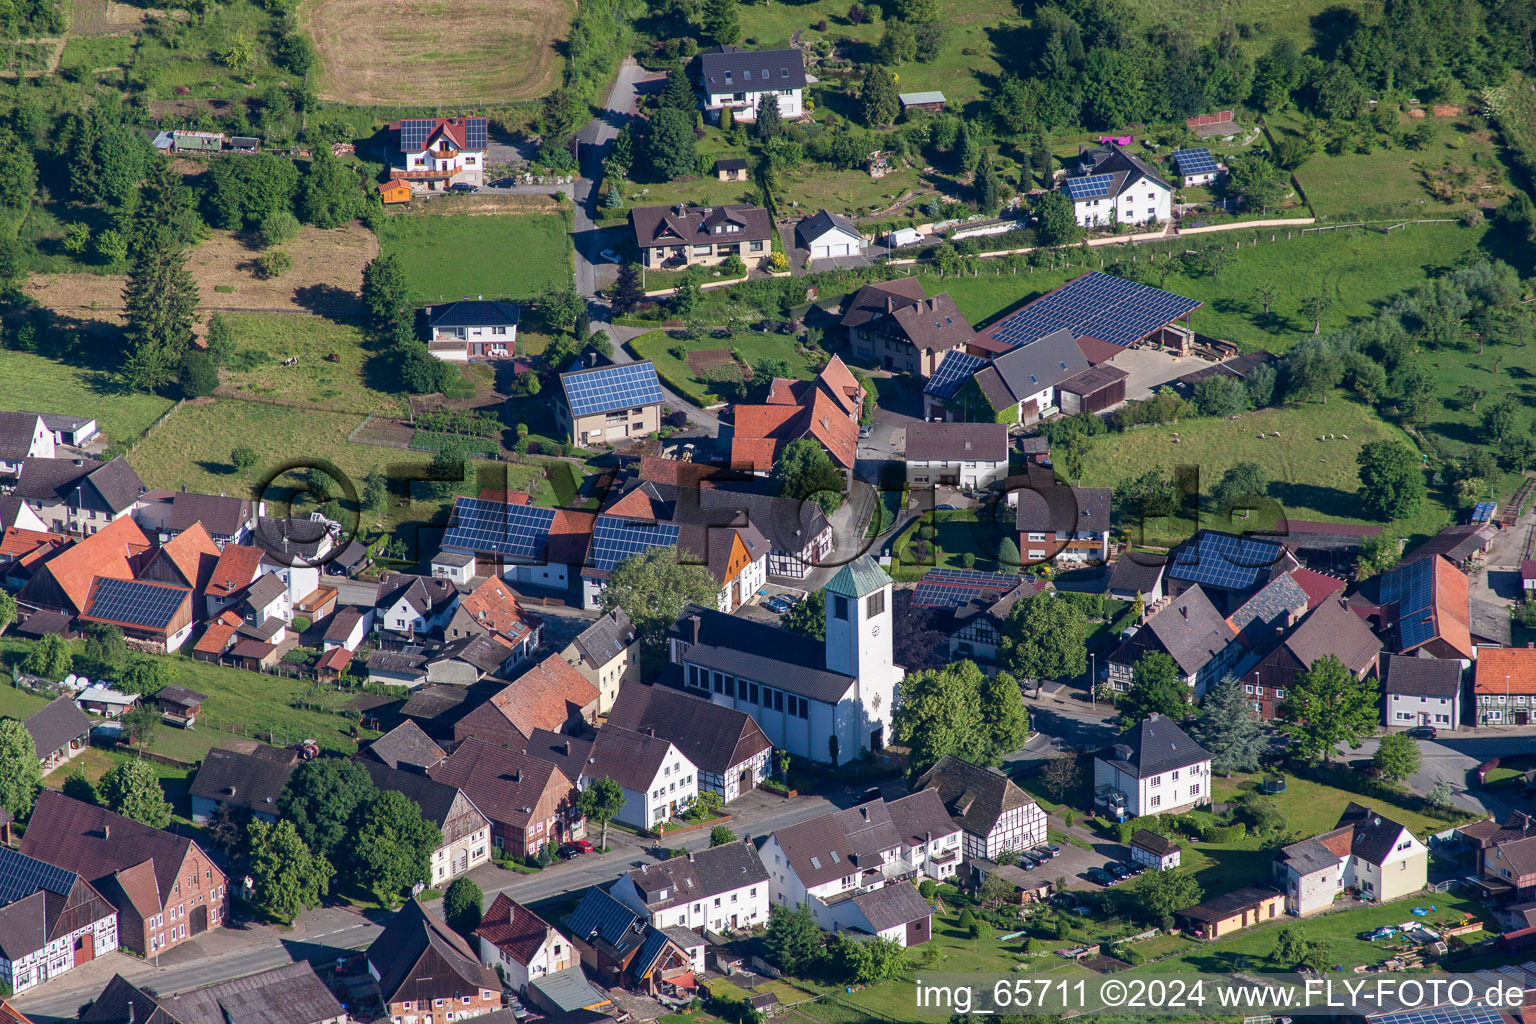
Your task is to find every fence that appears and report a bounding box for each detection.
[123,399,186,455]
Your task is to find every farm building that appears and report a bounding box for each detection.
[899,91,946,113]
[1057,364,1128,415]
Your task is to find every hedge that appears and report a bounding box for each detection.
[410,431,499,456]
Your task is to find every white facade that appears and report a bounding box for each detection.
[477,930,574,994]
[802,224,862,261]
[703,86,802,124]
[1071,179,1171,227]
[824,576,899,752]
[0,414,54,475]
[906,456,1008,491]
[0,906,117,994]
[428,321,516,362]
[431,553,477,585]
[1130,842,1181,871]
[575,743,698,830]
[1092,757,1211,818]
[508,561,572,589]
[430,820,491,884]
[1388,685,1462,729]
[378,591,456,636]
[609,872,769,935]
[967,802,1048,862]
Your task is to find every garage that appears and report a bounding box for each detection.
[812,241,854,259]
[796,209,862,263]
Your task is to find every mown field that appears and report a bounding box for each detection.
[377,211,575,306]
[1076,395,1452,545]
[215,312,409,416]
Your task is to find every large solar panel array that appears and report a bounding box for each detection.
[1380,557,1438,651]
[923,350,987,399]
[1371,1009,1508,1024]
[464,118,488,150]
[399,119,436,150]
[85,577,188,629]
[985,271,1203,349]
[564,362,664,417]
[0,847,78,907]
[912,568,1017,608]
[589,516,680,572]
[1063,173,1116,200]
[442,497,557,560]
[1168,531,1285,591]
[1171,148,1218,176]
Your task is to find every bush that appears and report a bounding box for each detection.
[919,879,937,899]
[1199,822,1247,843]
[256,249,292,279]
[259,210,300,248]
[178,351,220,398]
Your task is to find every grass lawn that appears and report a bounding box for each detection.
[890,509,1018,581]
[1076,394,1454,549]
[217,313,409,416]
[629,329,822,405]
[378,211,574,306]
[0,351,174,445]
[0,681,57,721]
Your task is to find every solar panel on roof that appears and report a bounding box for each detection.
[1373,1009,1507,1024]
[1064,173,1116,200]
[1167,532,1284,591]
[442,497,557,561]
[589,516,680,572]
[911,567,1018,608]
[1172,148,1219,175]
[400,119,434,150]
[0,847,78,907]
[464,119,488,150]
[983,271,1202,349]
[85,578,187,630]
[1380,558,1440,651]
[564,362,664,418]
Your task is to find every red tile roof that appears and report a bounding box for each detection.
[1289,567,1347,609]
[0,527,65,565]
[1074,335,1125,365]
[729,359,859,472]
[475,893,558,966]
[193,611,242,655]
[548,510,596,566]
[204,544,263,598]
[152,522,222,593]
[471,656,599,740]
[317,647,353,674]
[23,516,151,612]
[1476,648,1536,696]
[458,577,537,640]
[1431,556,1474,659]
[480,489,533,505]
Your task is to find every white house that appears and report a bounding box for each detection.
[474,894,577,994]
[671,556,902,763]
[795,210,862,263]
[38,413,98,448]
[389,116,487,190]
[1382,654,1464,730]
[374,572,458,638]
[1092,714,1212,819]
[1273,804,1428,916]
[904,422,1009,492]
[609,840,770,934]
[0,847,119,995]
[0,411,54,474]
[1064,143,1173,228]
[426,299,520,362]
[541,725,699,831]
[915,754,1047,862]
[431,550,477,585]
[253,516,331,609]
[1170,148,1220,187]
[697,44,804,124]
[760,791,959,946]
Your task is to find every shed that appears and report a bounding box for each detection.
[230,136,260,153]
[1058,363,1128,415]
[155,685,208,726]
[1175,885,1283,940]
[378,179,413,205]
[1524,560,1536,593]
[899,91,947,113]
[714,158,749,182]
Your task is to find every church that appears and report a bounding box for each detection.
[667,556,902,764]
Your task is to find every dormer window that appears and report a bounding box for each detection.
[762,69,770,78]
[781,68,789,76]
[724,71,732,83]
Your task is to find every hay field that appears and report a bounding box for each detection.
[298,0,573,105]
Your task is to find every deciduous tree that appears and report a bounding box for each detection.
[601,546,720,653]
[350,789,442,904]
[1355,440,1426,520]
[279,757,376,861]
[578,777,626,851]
[1118,652,1188,727]
[1278,654,1379,764]
[22,633,71,679]
[0,719,41,818]
[1001,593,1088,689]
[1372,732,1422,783]
[781,589,826,640]
[443,877,483,939]
[248,819,332,923]
[101,759,172,828]
[772,438,844,516]
[1130,869,1201,921]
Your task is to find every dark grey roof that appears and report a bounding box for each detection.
[838,279,972,352]
[621,840,768,910]
[1276,836,1339,875]
[12,456,145,515]
[357,757,474,830]
[1058,362,1128,396]
[376,572,457,617]
[0,412,41,458]
[529,966,611,1014]
[628,478,831,557]
[1227,572,1309,637]
[148,962,345,1024]
[662,924,704,950]
[1130,829,1179,856]
[38,412,94,433]
[904,422,1007,463]
[714,158,748,171]
[1108,554,1164,597]
[1381,653,1463,698]
[567,886,648,956]
[188,746,296,814]
[771,792,958,889]
[1014,483,1110,536]
[253,517,330,560]
[698,44,806,91]
[606,683,770,776]
[1282,597,1380,674]
[431,633,514,674]
[1140,585,1235,675]
[990,328,1089,401]
[23,696,90,759]
[331,537,369,569]
[796,210,859,248]
[916,755,1037,839]
[241,573,287,611]
[670,605,853,704]
[1177,884,1282,922]
[166,492,254,537]
[367,649,428,675]
[79,975,179,1024]
[570,609,635,666]
[1336,802,1413,865]
[583,724,685,793]
[1080,143,1173,193]
[851,881,931,931]
[156,685,206,709]
[322,606,365,643]
[366,720,446,770]
[1402,524,1498,566]
[428,299,521,330]
[402,683,471,720]
[630,204,773,249]
[1097,713,1210,779]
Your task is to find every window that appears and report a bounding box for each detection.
[1189,784,1200,797]
[1150,795,1161,809]
[866,591,885,617]
[1171,770,1179,780]
[833,595,848,620]
[1150,775,1161,788]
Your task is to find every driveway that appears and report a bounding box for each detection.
[1345,731,1536,818]
[1110,347,1217,401]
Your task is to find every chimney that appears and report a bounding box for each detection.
[690,615,702,645]
[562,740,570,756]
[512,769,521,783]
[181,484,187,492]
[687,850,695,862]
[1180,605,1188,619]
[886,296,894,313]
[645,726,655,737]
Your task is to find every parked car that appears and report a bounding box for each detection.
[1126,861,1147,876]
[558,840,593,858]
[1043,843,1062,857]
[935,503,958,511]
[507,999,530,1022]
[566,839,593,853]
[858,425,872,439]
[598,249,621,263]
[449,182,479,193]
[490,177,518,188]
[1084,868,1115,886]
[1032,845,1058,861]
[1105,861,1131,881]
[1407,725,1438,740]
[1017,853,1038,870]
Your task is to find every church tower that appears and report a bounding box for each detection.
[823,555,901,751]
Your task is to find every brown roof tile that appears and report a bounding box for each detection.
[21,516,150,613]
